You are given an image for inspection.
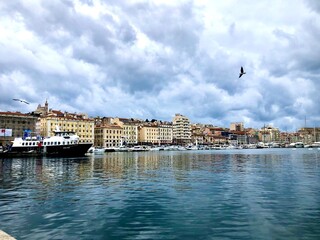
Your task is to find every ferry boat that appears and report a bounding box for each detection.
[1,127,92,158]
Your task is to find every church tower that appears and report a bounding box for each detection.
[44,99,48,114]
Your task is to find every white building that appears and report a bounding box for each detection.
[172,113,191,144]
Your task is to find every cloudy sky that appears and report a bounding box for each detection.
[1,0,320,131]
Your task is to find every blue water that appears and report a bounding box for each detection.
[0,149,320,240]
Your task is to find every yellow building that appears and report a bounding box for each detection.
[40,112,94,144]
[34,101,94,144]
[138,125,158,144]
[158,123,172,145]
[113,118,139,145]
[94,124,123,148]
[138,122,172,145]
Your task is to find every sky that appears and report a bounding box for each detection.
[1,0,320,131]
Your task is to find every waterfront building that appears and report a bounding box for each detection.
[94,117,142,146]
[113,118,139,145]
[259,125,280,143]
[203,126,227,136]
[94,124,123,148]
[40,114,94,144]
[94,116,114,126]
[204,134,227,145]
[245,128,259,144]
[191,133,204,145]
[138,121,172,145]
[35,101,94,144]
[284,132,300,144]
[230,122,244,131]
[191,124,206,145]
[202,126,229,145]
[158,121,173,145]
[0,111,38,146]
[298,127,320,144]
[229,131,248,145]
[172,113,191,145]
[138,125,159,145]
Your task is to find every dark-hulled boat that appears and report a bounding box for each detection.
[0,128,92,158]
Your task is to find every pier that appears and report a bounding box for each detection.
[0,230,16,240]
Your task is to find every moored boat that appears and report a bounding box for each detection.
[1,127,92,158]
[89,147,105,154]
[130,145,149,152]
[311,142,320,148]
[186,144,198,150]
[113,146,132,152]
[294,142,304,148]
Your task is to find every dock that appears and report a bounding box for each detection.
[0,230,16,240]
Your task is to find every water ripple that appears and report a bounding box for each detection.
[0,149,320,239]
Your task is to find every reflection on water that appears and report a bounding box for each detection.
[0,149,320,240]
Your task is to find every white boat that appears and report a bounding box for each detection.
[104,147,116,152]
[186,145,198,150]
[130,145,149,152]
[163,146,176,151]
[149,146,165,151]
[93,147,105,154]
[287,143,296,148]
[287,142,304,148]
[87,146,94,153]
[87,146,105,154]
[311,142,320,148]
[114,146,132,152]
[295,142,304,148]
[177,146,187,151]
[256,142,269,148]
[3,126,92,157]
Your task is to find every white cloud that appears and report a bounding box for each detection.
[1,0,320,131]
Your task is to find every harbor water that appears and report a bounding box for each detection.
[0,148,320,239]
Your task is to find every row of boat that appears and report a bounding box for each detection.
[88,145,195,154]
[2,129,320,158]
[89,141,320,154]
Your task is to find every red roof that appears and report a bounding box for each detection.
[0,111,32,117]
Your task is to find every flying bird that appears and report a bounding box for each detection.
[13,98,30,104]
[239,66,246,78]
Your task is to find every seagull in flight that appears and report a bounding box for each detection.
[13,98,30,104]
[239,66,246,78]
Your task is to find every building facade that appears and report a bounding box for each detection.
[0,112,38,146]
[113,118,139,145]
[138,125,159,144]
[230,122,244,131]
[298,127,320,144]
[94,124,123,148]
[172,113,191,144]
[259,125,280,143]
[137,122,173,145]
[40,113,94,144]
[158,122,173,145]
